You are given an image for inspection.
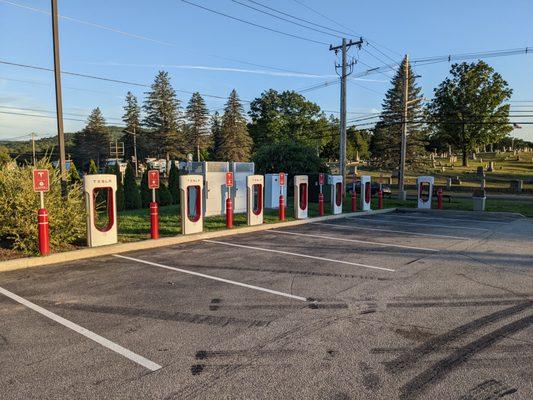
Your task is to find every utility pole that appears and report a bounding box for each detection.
[132,126,138,177]
[31,132,36,165]
[51,0,67,195]
[398,54,409,201]
[330,38,363,193]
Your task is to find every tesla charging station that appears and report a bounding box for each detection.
[247,175,264,226]
[231,162,254,214]
[360,175,372,211]
[180,175,203,235]
[294,175,308,219]
[417,176,434,209]
[84,174,118,247]
[328,174,343,215]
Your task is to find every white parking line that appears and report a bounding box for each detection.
[346,217,488,231]
[205,240,395,273]
[0,286,161,372]
[265,230,440,252]
[369,214,503,225]
[267,230,439,252]
[312,222,470,240]
[114,254,308,302]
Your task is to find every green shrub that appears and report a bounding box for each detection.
[0,145,10,166]
[88,159,98,174]
[140,170,151,207]
[159,182,173,206]
[0,160,86,254]
[67,162,82,186]
[168,159,180,205]
[123,163,141,209]
[253,141,327,176]
[113,163,125,211]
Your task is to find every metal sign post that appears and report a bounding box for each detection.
[225,172,234,228]
[148,170,160,239]
[351,173,357,212]
[318,173,325,216]
[33,169,50,256]
[278,172,285,221]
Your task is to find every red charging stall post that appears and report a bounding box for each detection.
[279,172,285,221]
[225,172,234,228]
[148,170,160,239]
[437,187,443,209]
[33,169,50,256]
[351,173,357,212]
[318,173,325,216]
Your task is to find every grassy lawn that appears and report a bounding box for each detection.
[356,151,533,191]
[118,199,342,241]
[117,194,532,241]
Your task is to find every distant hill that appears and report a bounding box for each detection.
[0,126,125,163]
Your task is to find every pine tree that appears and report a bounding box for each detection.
[210,111,223,160]
[123,163,141,209]
[219,90,252,161]
[168,159,180,205]
[72,108,110,168]
[88,159,98,174]
[143,71,185,160]
[186,92,210,161]
[121,92,141,163]
[370,57,427,170]
[67,162,82,186]
[113,163,125,211]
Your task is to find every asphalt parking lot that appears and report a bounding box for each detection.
[1,209,532,399]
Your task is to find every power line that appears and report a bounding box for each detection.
[291,0,401,58]
[291,0,362,37]
[1,0,318,78]
[231,0,342,39]
[0,110,126,126]
[0,59,253,103]
[180,0,329,46]
[244,0,355,37]
[0,105,124,122]
[366,41,400,64]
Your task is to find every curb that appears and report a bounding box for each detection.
[396,207,526,219]
[0,208,397,273]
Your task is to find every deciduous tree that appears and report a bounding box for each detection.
[428,61,513,166]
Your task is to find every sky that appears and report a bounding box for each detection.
[0,0,532,142]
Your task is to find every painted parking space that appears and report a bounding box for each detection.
[0,210,531,399]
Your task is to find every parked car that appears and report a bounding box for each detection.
[346,181,392,197]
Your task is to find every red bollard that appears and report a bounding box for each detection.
[150,202,159,239]
[37,208,50,256]
[279,195,285,221]
[437,188,443,210]
[318,192,325,216]
[351,190,357,212]
[226,197,234,228]
[378,189,383,209]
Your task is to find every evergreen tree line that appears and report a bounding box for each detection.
[69,60,517,180]
[71,71,252,171]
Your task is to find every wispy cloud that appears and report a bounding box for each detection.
[77,61,336,79]
[77,61,389,82]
